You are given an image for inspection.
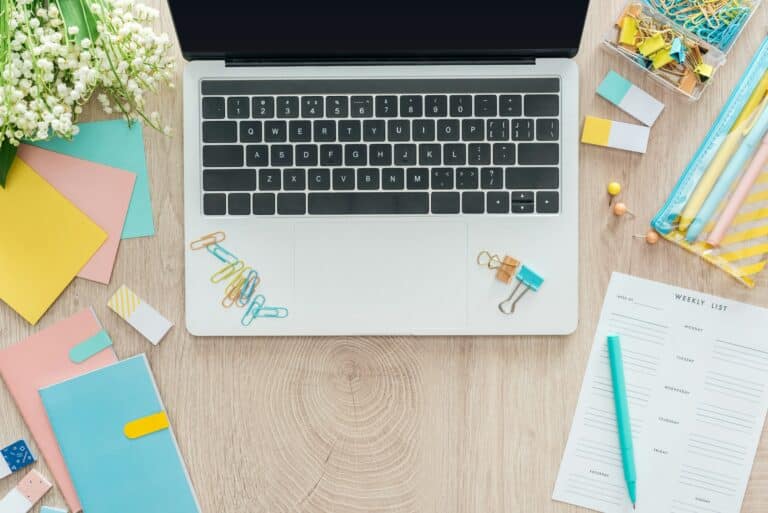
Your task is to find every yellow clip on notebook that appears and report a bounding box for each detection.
[0,158,107,324]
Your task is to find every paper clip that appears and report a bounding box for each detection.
[237,270,261,307]
[211,260,244,283]
[190,231,225,250]
[222,270,249,308]
[498,265,544,315]
[206,243,238,264]
[476,251,503,269]
[241,294,289,326]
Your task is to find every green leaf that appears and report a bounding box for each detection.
[54,0,98,43]
[0,142,18,188]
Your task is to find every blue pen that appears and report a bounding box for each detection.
[687,97,768,242]
[607,335,637,509]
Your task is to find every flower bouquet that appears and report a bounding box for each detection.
[0,0,174,186]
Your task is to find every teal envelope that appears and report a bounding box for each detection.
[31,119,155,239]
[40,355,200,513]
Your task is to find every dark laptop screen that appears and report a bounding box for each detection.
[168,1,591,61]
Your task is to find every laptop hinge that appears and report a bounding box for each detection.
[225,57,536,67]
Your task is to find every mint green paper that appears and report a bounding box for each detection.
[31,120,155,239]
[597,71,631,106]
[68,330,113,363]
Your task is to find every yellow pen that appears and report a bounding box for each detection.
[733,70,768,128]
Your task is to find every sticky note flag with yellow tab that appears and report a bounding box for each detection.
[0,159,107,324]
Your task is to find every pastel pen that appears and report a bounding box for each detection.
[732,69,768,128]
[687,98,768,242]
[607,335,637,509]
[707,130,768,246]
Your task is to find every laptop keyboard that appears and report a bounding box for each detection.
[199,79,560,216]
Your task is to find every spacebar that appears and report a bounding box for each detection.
[308,192,429,214]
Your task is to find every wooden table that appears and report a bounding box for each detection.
[2,1,768,511]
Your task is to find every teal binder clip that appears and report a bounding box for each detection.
[498,265,544,315]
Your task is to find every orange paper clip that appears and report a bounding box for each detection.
[190,231,225,250]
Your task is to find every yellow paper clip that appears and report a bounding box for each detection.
[210,260,244,283]
[222,268,250,307]
[638,33,665,57]
[190,231,225,250]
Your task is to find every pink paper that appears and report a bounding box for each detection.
[17,144,136,285]
[0,308,118,513]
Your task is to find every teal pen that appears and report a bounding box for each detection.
[607,334,637,509]
[686,98,768,242]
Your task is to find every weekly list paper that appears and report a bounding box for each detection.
[553,273,768,513]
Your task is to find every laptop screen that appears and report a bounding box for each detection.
[169,1,591,61]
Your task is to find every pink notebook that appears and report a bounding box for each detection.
[0,308,118,512]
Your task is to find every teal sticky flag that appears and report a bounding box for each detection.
[31,120,155,239]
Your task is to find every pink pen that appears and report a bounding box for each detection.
[708,131,768,246]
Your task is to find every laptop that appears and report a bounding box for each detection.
[168,1,590,336]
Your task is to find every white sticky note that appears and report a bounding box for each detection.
[107,285,173,345]
[597,71,665,126]
[581,116,650,154]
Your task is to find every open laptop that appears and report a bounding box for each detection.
[169,1,590,336]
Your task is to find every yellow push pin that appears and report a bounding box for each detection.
[613,202,636,218]
[633,229,660,244]
[607,181,621,206]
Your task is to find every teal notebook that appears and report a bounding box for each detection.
[40,355,200,513]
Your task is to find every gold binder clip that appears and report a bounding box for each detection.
[190,231,225,250]
[477,251,519,284]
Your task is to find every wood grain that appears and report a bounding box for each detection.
[1,1,768,512]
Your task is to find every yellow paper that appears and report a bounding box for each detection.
[619,17,638,46]
[638,33,665,57]
[581,116,612,146]
[0,158,107,324]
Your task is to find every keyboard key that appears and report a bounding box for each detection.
[437,119,460,141]
[227,97,249,118]
[276,96,299,118]
[426,95,448,117]
[308,168,331,190]
[203,193,226,215]
[345,145,367,166]
[363,120,386,142]
[314,120,336,142]
[203,145,243,167]
[301,96,324,118]
[512,202,534,214]
[431,192,460,214]
[525,94,559,116]
[474,95,497,117]
[271,145,293,166]
[413,120,435,141]
[464,143,488,165]
[419,144,441,166]
[462,191,484,213]
[339,121,361,142]
[456,167,479,189]
[357,168,380,190]
[370,144,392,166]
[511,191,534,202]
[443,145,466,165]
[239,121,262,143]
[203,169,256,191]
[264,121,287,142]
[333,168,355,190]
[284,169,306,190]
[259,169,281,191]
[431,168,454,190]
[492,143,515,165]
[518,143,559,165]
[487,119,509,141]
[228,193,251,215]
[376,96,398,117]
[400,96,423,117]
[327,96,348,118]
[252,193,276,215]
[462,119,484,141]
[289,121,311,142]
[511,119,534,141]
[382,168,404,190]
[487,191,509,213]
[537,191,559,213]
[320,144,343,166]
[309,192,428,214]
[536,119,559,141]
[450,95,472,117]
[351,96,373,117]
[202,97,225,119]
[295,144,318,166]
[252,97,274,118]
[245,145,268,167]
[394,144,417,166]
[388,120,410,141]
[407,168,429,189]
[500,95,522,116]
[505,167,559,189]
[203,121,236,143]
[481,167,503,189]
[278,193,306,215]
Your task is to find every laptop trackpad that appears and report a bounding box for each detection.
[294,222,467,332]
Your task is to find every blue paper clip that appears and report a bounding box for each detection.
[498,265,544,315]
[206,243,238,264]
[241,294,289,326]
[236,270,260,307]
